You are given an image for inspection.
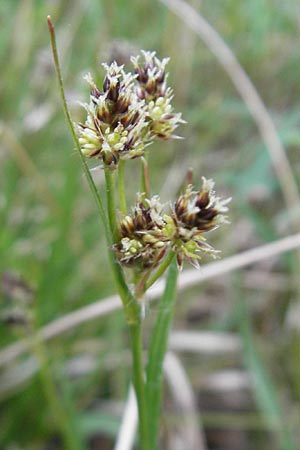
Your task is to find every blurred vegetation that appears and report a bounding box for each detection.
[1,0,300,449]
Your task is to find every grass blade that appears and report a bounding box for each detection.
[145,256,178,449]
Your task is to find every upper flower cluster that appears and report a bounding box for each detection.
[131,51,184,139]
[114,178,230,270]
[76,51,184,168]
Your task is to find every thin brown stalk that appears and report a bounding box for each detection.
[158,0,300,229]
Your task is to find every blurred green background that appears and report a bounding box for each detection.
[1,0,300,449]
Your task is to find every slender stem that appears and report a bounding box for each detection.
[140,156,150,197]
[128,323,150,450]
[104,167,119,242]
[145,257,178,450]
[47,16,109,241]
[33,25,89,440]
[118,159,127,215]
[47,16,139,325]
[145,250,175,291]
[48,19,150,450]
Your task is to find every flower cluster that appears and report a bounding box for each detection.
[76,51,184,168]
[114,195,168,269]
[131,51,184,139]
[114,178,230,270]
[75,50,230,274]
[167,178,230,268]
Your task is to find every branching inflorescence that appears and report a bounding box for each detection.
[48,13,230,448]
[76,50,230,279]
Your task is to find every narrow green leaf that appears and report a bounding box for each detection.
[145,256,178,450]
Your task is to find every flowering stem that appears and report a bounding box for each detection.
[144,249,175,291]
[141,156,150,198]
[128,323,150,450]
[145,256,178,450]
[47,16,110,241]
[104,167,119,243]
[48,20,152,450]
[48,14,138,313]
[118,159,127,215]
[47,16,142,324]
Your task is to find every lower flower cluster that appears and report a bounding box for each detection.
[114,195,168,269]
[114,178,230,271]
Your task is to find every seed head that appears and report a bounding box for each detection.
[131,50,185,140]
[114,195,169,269]
[114,180,230,271]
[131,50,170,101]
[174,178,230,232]
[76,51,185,167]
[76,64,148,167]
[167,178,231,269]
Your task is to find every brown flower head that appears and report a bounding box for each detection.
[114,179,230,271]
[131,50,185,140]
[163,178,231,269]
[76,63,148,167]
[76,52,185,167]
[114,195,168,269]
[131,50,170,101]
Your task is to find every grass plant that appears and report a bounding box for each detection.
[1,1,300,449]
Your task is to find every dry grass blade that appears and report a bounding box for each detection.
[113,385,138,450]
[0,296,120,367]
[164,351,207,450]
[113,353,207,450]
[0,331,240,398]
[1,232,300,367]
[158,0,300,227]
[151,232,300,296]
[169,330,241,354]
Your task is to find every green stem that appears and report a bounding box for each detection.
[118,159,127,215]
[47,16,109,242]
[47,16,137,325]
[145,257,178,450]
[104,167,119,242]
[128,323,150,450]
[102,167,140,325]
[145,250,175,291]
[140,156,150,197]
[48,18,149,450]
